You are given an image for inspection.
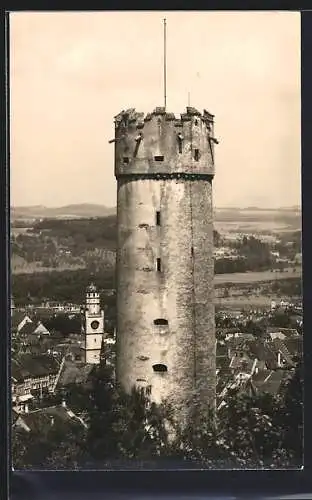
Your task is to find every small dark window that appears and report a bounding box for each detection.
[194,149,199,161]
[137,355,149,361]
[136,378,147,383]
[154,155,164,162]
[156,258,161,272]
[123,157,129,164]
[153,364,168,373]
[195,119,199,126]
[154,318,168,326]
[156,211,161,226]
[191,246,194,256]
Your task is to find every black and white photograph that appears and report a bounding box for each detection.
[10,11,302,470]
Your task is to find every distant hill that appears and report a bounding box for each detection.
[11,204,116,220]
[11,203,301,221]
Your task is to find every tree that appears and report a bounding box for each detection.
[86,364,170,462]
[279,360,303,465]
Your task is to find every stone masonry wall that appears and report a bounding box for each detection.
[115,106,216,425]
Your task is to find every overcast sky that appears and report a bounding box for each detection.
[10,11,301,208]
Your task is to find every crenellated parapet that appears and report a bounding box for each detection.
[113,106,218,179]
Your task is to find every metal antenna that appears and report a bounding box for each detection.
[188,91,191,107]
[163,18,167,110]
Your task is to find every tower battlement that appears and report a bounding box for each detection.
[114,107,217,179]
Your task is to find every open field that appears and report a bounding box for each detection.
[214,221,299,234]
[214,268,301,286]
[215,296,273,308]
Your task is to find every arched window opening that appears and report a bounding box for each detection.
[177,133,184,154]
[153,364,168,373]
[154,318,168,326]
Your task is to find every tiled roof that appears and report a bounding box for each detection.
[247,341,277,370]
[284,337,302,357]
[15,404,87,432]
[266,327,299,337]
[272,338,296,367]
[11,354,59,382]
[19,322,37,336]
[252,369,288,395]
[11,312,32,330]
[216,369,233,395]
[216,355,230,370]
[58,360,94,386]
[12,409,19,426]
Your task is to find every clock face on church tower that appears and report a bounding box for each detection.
[91,320,100,330]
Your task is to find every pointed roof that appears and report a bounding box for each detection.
[15,404,87,433]
[86,282,97,293]
[12,354,59,381]
[19,321,37,337]
[11,312,32,330]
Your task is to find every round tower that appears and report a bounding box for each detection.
[114,106,217,425]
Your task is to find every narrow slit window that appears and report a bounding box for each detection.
[154,155,164,162]
[156,258,162,272]
[123,157,129,164]
[194,149,199,161]
[156,211,161,226]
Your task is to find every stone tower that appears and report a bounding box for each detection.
[81,283,104,364]
[114,106,217,424]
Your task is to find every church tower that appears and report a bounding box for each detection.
[114,106,217,426]
[81,283,104,364]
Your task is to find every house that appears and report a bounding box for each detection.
[19,320,50,337]
[250,369,290,395]
[13,402,88,432]
[57,359,95,388]
[11,312,33,335]
[224,331,244,341]
[12,354,60,404]
[271,338,296,369]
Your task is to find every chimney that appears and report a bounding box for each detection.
[24,403,29,414]
[61,399,66,408]
[50,416,54,426]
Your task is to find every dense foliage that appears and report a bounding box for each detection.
[13,215,298,277]
[12,360,303,470]
[12,268,115,305]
